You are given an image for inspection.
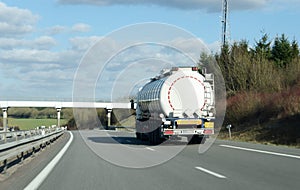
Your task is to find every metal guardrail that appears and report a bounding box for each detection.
[0,126,66,174]
[0,126,61,144]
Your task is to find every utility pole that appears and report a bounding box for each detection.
[221,0,229,47]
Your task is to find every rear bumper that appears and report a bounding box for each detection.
[163,128,214,136]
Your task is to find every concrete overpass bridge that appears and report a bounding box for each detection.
[0,101,135,132]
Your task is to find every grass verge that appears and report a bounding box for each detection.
[7,118,68,130]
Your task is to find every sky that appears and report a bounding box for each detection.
[0,0,300,101]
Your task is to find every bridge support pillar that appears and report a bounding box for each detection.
[56,108,61,128]
[2,107,8,132]
[106,109,112,128]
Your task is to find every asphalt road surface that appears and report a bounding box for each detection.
[2,130,300,190]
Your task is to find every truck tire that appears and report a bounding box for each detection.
[136,132,141,140]
[140,132,147,141]
[149,128,160,145]
[136,120,147,141]
[148,114,162,145]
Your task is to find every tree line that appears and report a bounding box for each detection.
[0,107,73,119]
[202,33,300,95]
[202,33,300,145]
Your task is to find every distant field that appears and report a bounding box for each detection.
[8,118,68,130]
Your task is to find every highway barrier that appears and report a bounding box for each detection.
[0,126,66,174]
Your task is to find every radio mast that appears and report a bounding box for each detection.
[221,0,229,47]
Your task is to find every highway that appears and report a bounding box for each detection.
[2,130,300,190]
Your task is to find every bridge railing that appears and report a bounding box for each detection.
[0,126,66,173]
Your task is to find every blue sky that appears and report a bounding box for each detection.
[0,0,300,101]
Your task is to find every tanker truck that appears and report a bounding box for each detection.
[135,66,215,145]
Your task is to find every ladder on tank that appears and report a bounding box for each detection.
[203,73,215,118]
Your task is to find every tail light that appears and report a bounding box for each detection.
[204,129,213,134]
[164,130,174,135]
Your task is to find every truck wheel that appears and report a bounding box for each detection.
[149,131,155,145]
[149,128,160,145]
[140,133,147,141]
[136,132,141,140]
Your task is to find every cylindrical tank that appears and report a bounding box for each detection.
[136,67,214,119]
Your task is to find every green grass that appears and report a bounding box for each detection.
[8,118,68,130]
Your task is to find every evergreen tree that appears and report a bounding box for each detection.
[271,34,293,67]
[252,33,272,61]
[291,39,300,59]
[217,43,235,92]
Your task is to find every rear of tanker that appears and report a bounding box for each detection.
[135,66,215,145]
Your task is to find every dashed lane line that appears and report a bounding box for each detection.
[195,166,227,179]
[145,147,155,151]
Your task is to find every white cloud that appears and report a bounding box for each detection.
[45,25,66,35]
[33,36,57,49]
[72,35,215,100]
[0,36,57,50]
[45,23,91,36]
[0,48,81,99]
[0,2,39,37]
[71,23,91,32]
[69,36,102,50]
[0,49,60,63]
[0,34,217,99]
[0,8,218,100]
[167,37,210,61]
[58,0,269,12]
[0,38,24,49]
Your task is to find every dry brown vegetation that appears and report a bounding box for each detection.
[210,33,300,146]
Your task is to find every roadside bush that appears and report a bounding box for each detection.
[226,92,271,129]
[225,83,300,138]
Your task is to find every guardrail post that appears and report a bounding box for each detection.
[2,107,8,141]
[56,107,61,128]
[19,152,24,164]
[32,147,35,157]
[2,159,7,174]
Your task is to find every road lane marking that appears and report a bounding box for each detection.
[220,144,300,159]
[24,131,74,190]
[195,167,227,179]
[145,147,155,151]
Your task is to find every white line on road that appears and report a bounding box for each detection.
[195,167,227,179]
[220,144,300,159]
[145,147,155,151]
[24,131,74,190]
